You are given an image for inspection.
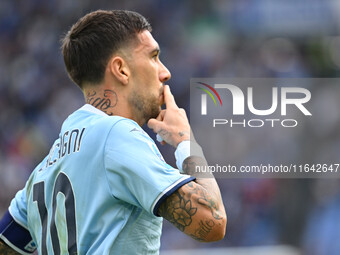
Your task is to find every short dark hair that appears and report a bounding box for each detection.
[61,10,152,88]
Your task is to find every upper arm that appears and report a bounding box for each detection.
[157,181,227,242]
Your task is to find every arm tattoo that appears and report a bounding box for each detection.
[178,131,189,137]
[186,182,223,220]
[189,219,215,241]
[158,181,222,237]
[158,129,172,140]
[160,156,225,240]
[86,90,118,115]
[0,240,21,255]
[158,189,197,232]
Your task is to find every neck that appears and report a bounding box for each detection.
[83,86,144,125]
[84,87,119,116]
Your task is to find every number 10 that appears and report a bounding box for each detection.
[33,172,78,255]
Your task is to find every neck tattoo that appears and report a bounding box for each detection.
[86,90,118,116]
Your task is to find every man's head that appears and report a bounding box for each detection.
[62,10,171,125]
[62,10,151,88]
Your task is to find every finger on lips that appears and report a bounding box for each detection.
[164,85,177,108]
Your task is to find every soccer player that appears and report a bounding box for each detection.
[0,10,226,254]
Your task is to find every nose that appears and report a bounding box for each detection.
[159,61,171,83]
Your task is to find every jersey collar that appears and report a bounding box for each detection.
[79,104,108,117]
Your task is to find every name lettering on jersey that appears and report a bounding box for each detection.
[46,128,85,168]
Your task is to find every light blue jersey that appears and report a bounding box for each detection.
[6,104,194,255]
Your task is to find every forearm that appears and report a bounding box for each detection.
[182,156,225,220]
[158,155,226,241]
[0,240,20,255]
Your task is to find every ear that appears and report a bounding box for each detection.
[108,56,130,85]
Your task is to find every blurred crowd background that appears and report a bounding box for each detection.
[1,0,340,254]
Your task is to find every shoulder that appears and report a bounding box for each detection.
[104,118,166,164]
[107,118,153,144]
[65,108,129,141]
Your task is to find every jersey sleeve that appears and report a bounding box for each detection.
[104,119,195,216]
[0,186,37,254]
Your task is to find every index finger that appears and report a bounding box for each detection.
[163,85,178,109]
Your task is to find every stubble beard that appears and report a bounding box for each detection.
[128,90,161,125]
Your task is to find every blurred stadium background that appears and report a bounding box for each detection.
[1,0,340,254]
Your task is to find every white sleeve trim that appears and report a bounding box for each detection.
[8,207,29,231]
[151,175,195,216]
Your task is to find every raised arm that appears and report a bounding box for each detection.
[158,165,226,242]
[148,85,226,242]
[0,240,21,255]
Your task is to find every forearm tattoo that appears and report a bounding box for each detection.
[86,90,118,115]
[189,219,215,241]
[158,188,197,232]
[158,181,223,240]
[183,157,223,220]
[158,129,172,141]
[0,240,20,255]
[178,131,189,137]
[186,182,223,220]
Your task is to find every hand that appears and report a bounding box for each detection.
[148,85,191,148]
